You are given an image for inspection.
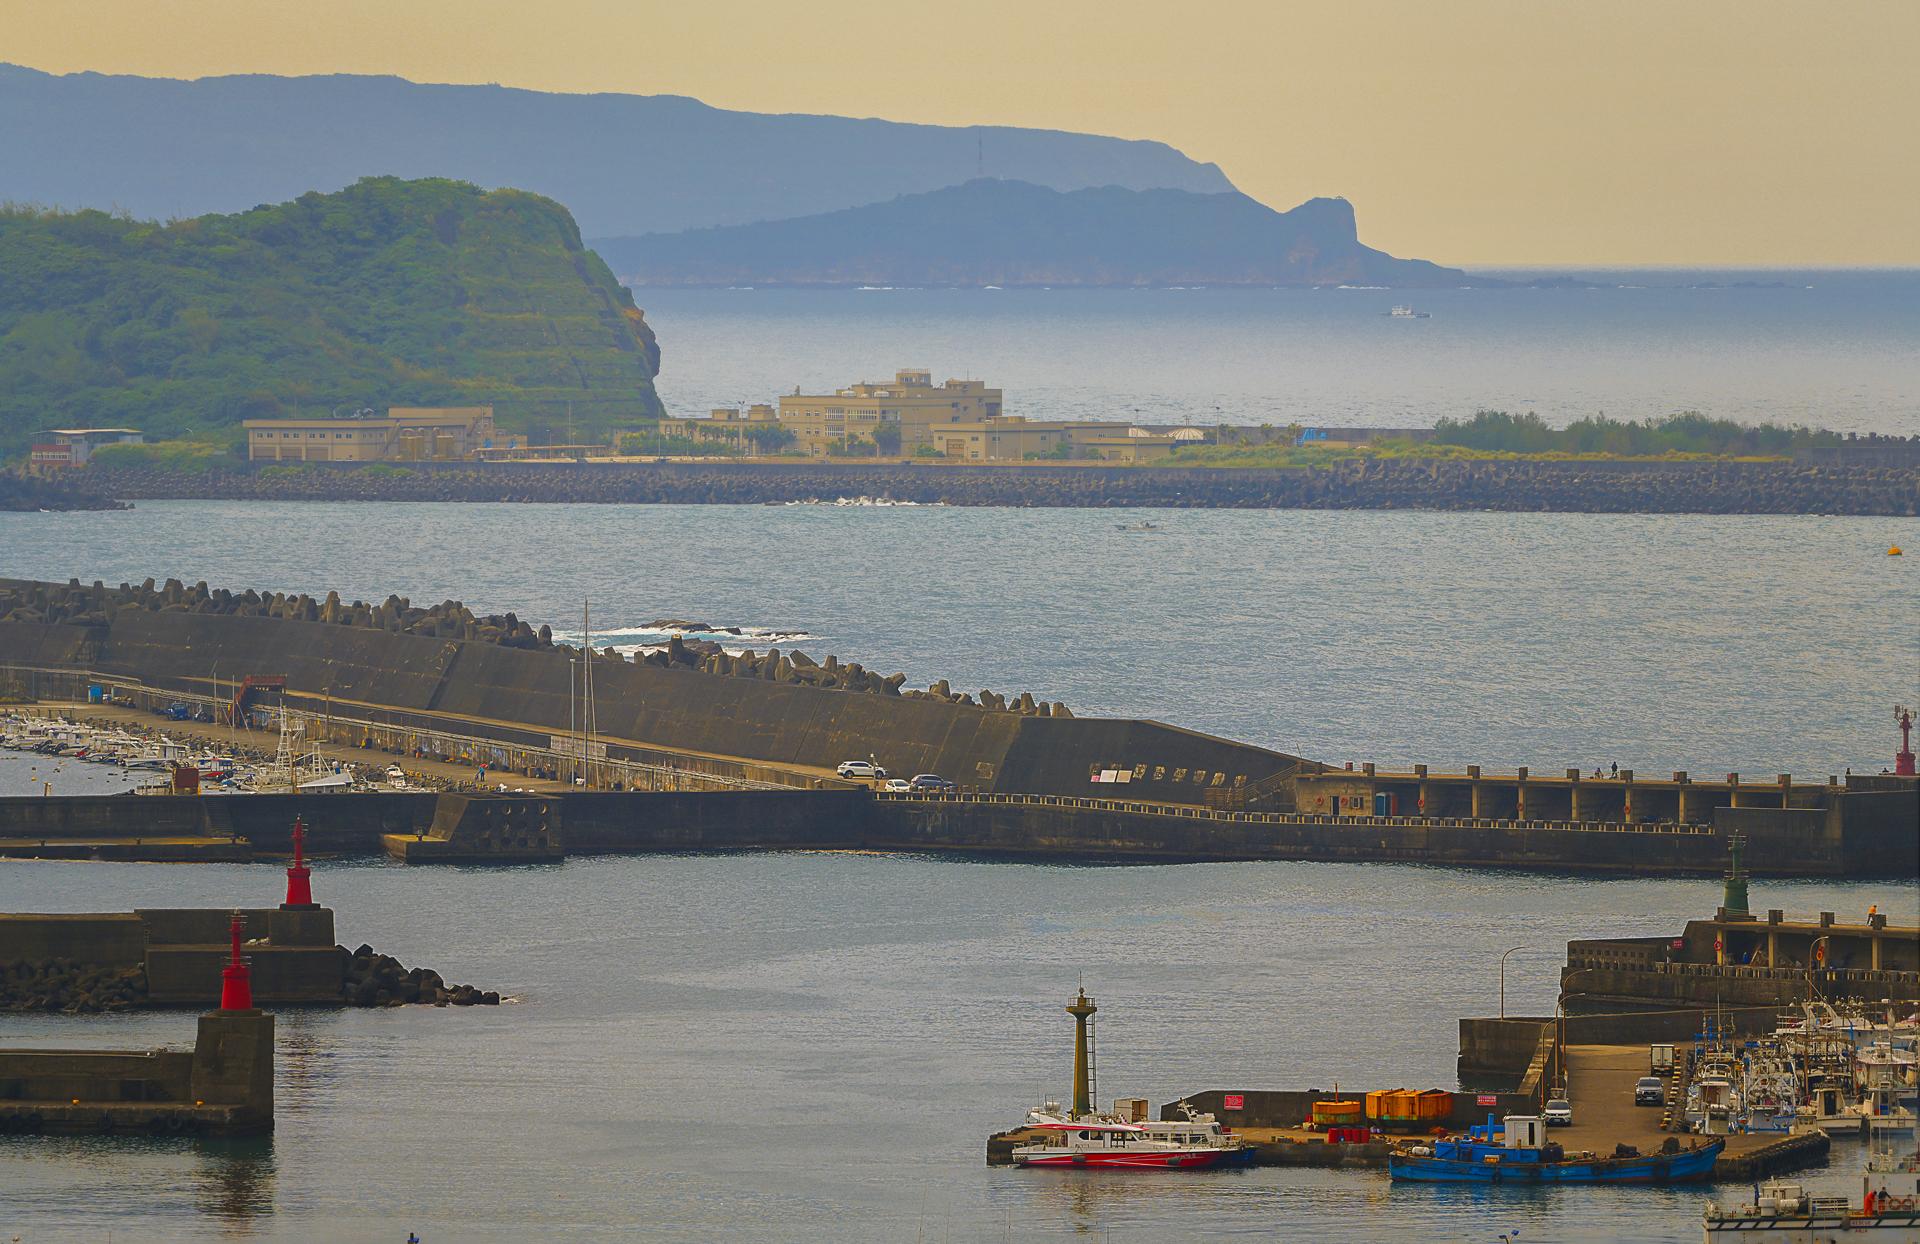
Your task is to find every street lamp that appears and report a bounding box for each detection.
[1499,945,1527,1019]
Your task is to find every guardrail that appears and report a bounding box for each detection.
[870,789,1718,836]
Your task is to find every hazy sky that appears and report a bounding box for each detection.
[6,0,1913,266]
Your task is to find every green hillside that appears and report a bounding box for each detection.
[0,176,663,457]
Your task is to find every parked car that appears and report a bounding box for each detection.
[907,773,956,791]
[836,760,888,779]
[1544,1097,1573,1126]
[1634,1077,1665,1106]
[880,778,912,793]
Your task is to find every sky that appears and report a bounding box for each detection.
[4,0,1914,266]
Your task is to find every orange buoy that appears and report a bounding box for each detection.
[1891,546,1904,556]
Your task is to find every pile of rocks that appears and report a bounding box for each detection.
[0,959,148,1013]
[0,575,1072,717]
[341,944,498,1007]
[0,577,553,651]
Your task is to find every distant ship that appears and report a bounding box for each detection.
[1387,305,1431,319]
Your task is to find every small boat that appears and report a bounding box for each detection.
[1116,521,1161,533]
[1389,1113,1722,1184]
[1386,305,1431,319]
[1012,1103,1252,1169]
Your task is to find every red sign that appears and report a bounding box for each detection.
[1223,1094,1245,1111]
[1476,1094,1498,1106]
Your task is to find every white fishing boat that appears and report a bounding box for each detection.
[1704,1138,1920,1240]
[1386,305,1431,319]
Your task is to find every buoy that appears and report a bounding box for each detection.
[1890,546,1903,556]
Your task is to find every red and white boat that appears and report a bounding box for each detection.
[1012,1102,1252,1169]
[1007,987,1252,1170]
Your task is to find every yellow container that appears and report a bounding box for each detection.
[1311,1100,1363,1127]
[1415,1089,1454,1120]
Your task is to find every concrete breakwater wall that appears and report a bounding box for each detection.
[1,784,1888,876]
[78,458,1920,514]
[0,604,1305,804]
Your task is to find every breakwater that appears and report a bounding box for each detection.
[2,781,1910,877]
[76,457,1920,514]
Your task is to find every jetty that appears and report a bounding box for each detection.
[1,575,1913,876]
[0,913,273,1137]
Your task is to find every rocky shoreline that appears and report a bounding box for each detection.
[0,471,131,512]
[75,459,1920,515]
[1,949,496,1013]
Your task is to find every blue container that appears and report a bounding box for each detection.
[87,685,103,703]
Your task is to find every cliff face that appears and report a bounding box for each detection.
[0,63,1233,236]
[0,176,662,452]
[594,179,1472,288]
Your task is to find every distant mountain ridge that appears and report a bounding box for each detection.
[0,177,662,455]
[592,179,1471,287]
[0,63,1233,236]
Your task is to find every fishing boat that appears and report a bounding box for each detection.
[1115,521,1161,533]
[1703,1138,1920,1240]
[1004,988,1252,1171]
[1386,305,1431,319]
[1389,1113,1722,1184]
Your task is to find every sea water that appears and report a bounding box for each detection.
[2,276,1918,1240]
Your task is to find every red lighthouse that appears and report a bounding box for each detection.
[1897,706,1916,777]
[219,910,253,1011]
[282,816,316,909]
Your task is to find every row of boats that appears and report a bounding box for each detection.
[0,712,424,794]
[1683,1002,1918,1137]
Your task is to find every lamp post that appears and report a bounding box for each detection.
[1808,935,1830,1003]
[1500,945,1527,1019]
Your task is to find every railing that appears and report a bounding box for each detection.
[3,665,791,793]
[870,789,1719,836]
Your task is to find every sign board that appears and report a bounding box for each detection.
[1476,1094,1498,1106]
[1223,1094,1244,1111]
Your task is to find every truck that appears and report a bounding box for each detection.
[1649,1043,1675,1074]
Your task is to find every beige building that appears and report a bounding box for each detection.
[245,407,497,462]
[919,418,1181,463]
[789,370,1002,457]
[655,404,783,453]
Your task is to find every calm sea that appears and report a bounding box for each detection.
[2,279,1918,1240]
[633,272,1920,434]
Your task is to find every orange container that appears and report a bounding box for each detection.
[1415,1089,1454,1121]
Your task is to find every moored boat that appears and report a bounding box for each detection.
[1004,988,1252,1172]
[1012,1103,1253,1169]
[1390,1113,1723,1184]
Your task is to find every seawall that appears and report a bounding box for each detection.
[76,458,1920,515]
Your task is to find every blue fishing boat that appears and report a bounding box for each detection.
[1389,1114,1723,1184]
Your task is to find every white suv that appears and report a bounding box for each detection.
[836,760,888,779]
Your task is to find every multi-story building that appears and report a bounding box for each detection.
[787,370,1002,457]
[29,428,145,470]
[243,407,496,462]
